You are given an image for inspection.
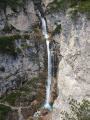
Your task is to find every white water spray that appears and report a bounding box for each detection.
[39,12,52,110]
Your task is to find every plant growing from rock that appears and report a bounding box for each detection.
[0,104,11,120]
[52,24,62,36]
[0,66,5,72]
[61,99,90,120]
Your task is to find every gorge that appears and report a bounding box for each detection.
[0,0,90,120]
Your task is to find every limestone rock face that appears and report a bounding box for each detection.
[0,0,38,32]
[0,34,46,97]
[46,9,90,120]
[44,0,54,6]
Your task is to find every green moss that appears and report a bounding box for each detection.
[1,92,20,106]
[0,66,5,72]
[0,104,11,120]
[27,77,38,85]
[52,24,62,36]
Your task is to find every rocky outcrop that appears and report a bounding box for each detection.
[44,0,54,7]
[0,32,46,97]
[0,0,38,32]
[46,8,90,120]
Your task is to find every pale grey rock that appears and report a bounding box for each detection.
[0,0,39,32]
[0,38,45,97]
[46,10,90,120]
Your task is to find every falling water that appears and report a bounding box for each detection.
[39,12,52,110]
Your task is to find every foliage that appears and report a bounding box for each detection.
[19,87,31,93]
[0,0,25,12]
[27,77,38,85]
[2,24,20,33]
[1,92,20,106]
[45,0,90,18]
[61,99,90,120]
[52,24,62,36]
[45,0,66,15]
[0,66,5,72]
[32,28,39,33]
[24,34,30,39]
[0,104,11,120]
[70,9,80,19]
[0,35,21,58]
[21,45,32,49]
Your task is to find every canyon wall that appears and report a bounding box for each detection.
[46,7,90,120]
[0,0,46,97]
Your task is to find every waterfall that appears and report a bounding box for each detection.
[39,12,52,110]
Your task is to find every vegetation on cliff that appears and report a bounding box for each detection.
[0,104,11,120]
[45,0,90,18]
[52,24,62,36]
[0,0,25,12]
[0,35,21,58]
[61,99,90,120]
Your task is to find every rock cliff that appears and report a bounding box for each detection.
[0,0,90,120]
[46,2,90,120]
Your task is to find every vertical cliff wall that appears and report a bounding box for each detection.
[46,5,90,120]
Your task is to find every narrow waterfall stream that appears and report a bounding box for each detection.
[39,12,52,110]
[33,12,56,119]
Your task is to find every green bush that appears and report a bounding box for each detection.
[27,77,38,85]
[45,0,90,18]
[45,0,66,15]
[0,66,5,72]
[70,9,80,19]
[52,24,62,36]
[1,92,20,106]
[19,87,31,93]
[0,104,11,120]
[61,99,90,120]
[24,34,30,39]
[0,35,21,58]
[2,24,20,33]
[2,25,12,33]
[0,0,25,12]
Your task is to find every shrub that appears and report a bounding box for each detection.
[27,77,38,85]
[45,0,90,18]
[52,24,62,36]
[0,66,5,72]
[61,99,90,120]
[1,92,20,105]
[0,35,21,58]
[0,104,11,120]
[70,9,80,19]
[2,25,12,33]
[2,24,19,33]
[0,0,25,12]
[24,34,30,39]
[19,87,31,93]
